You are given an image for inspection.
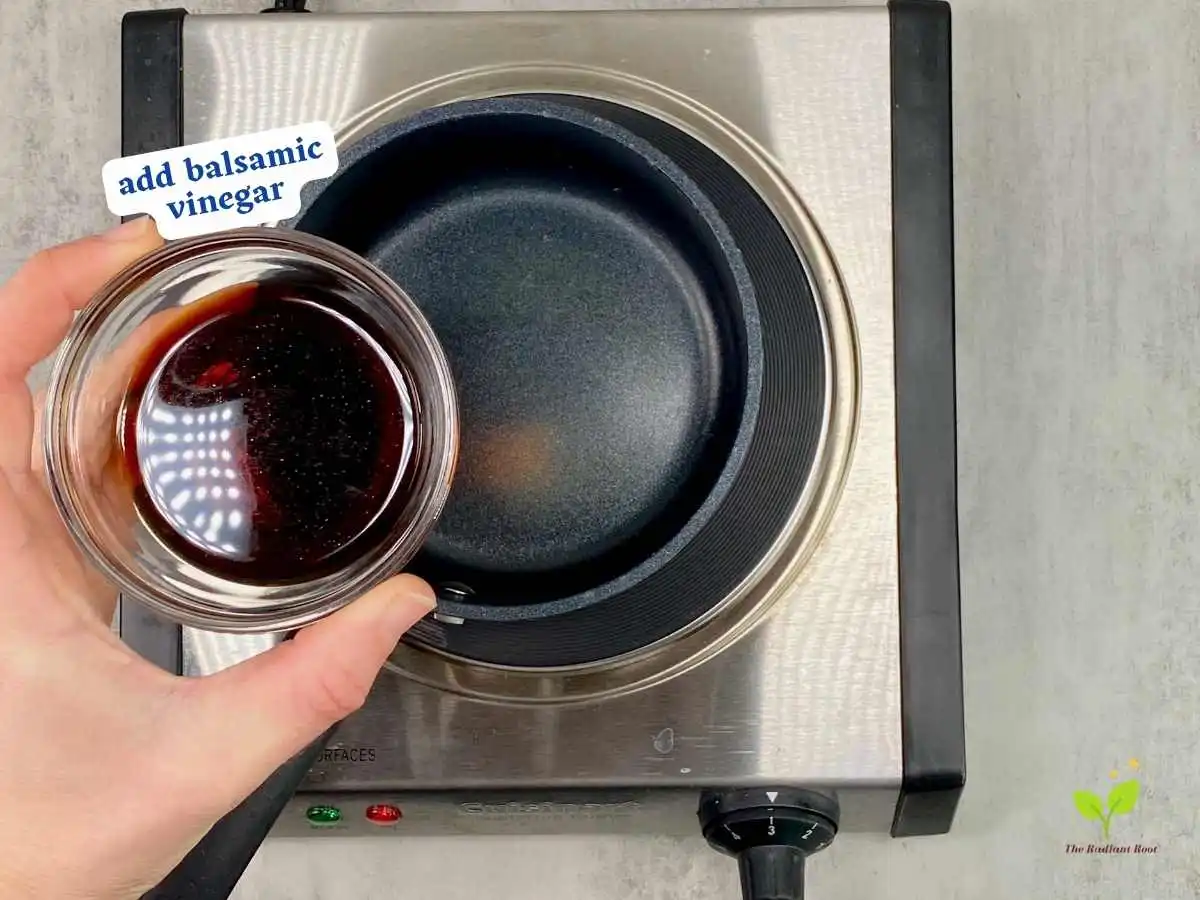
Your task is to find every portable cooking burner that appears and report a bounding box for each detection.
[119,4,962,898]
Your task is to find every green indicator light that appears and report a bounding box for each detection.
[306,805,342,824]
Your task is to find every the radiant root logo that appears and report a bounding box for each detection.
[1072,758,1141,842]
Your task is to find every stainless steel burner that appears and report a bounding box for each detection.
[119,4,962,858]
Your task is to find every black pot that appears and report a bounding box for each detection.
[295,96,826,667]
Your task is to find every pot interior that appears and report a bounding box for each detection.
[297,96,823,668]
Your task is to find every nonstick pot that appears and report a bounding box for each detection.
[296,95,827,668]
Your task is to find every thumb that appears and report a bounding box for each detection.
[165,574,435,812]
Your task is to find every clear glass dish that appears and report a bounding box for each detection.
[43,227,458,633]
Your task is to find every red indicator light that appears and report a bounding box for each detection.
[365,804,402,824]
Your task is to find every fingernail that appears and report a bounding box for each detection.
[100,215,155,242]
[401,579,438,613]
[382,577,437,621]
[379,584,436,635]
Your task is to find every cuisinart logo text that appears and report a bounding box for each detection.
[459,801,642,816]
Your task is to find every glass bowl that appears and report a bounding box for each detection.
[43,227,459,633]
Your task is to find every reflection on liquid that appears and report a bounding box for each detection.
[138,399,253,562]
[120,282,413,583]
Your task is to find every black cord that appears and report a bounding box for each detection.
[140,632,335,900]
[139,723,338,900]
[262,0,309,12]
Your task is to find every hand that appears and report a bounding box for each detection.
[0,218,436,899]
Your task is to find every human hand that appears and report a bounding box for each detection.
[0,218,436,899]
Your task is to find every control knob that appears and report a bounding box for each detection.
[698,788,839,900]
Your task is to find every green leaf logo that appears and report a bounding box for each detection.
[1074,775,1141,841]
[1108,780,1139,816]
[1073,791,1105,821]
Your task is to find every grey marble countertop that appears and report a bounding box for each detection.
[4,1,1200,898]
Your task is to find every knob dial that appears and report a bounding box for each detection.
[698,789,839,900]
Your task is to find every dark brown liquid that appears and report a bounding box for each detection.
[120,281,414,583]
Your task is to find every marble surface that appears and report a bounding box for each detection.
[4,1,1200,898]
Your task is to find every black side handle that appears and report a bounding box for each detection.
[141,722,336,900]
